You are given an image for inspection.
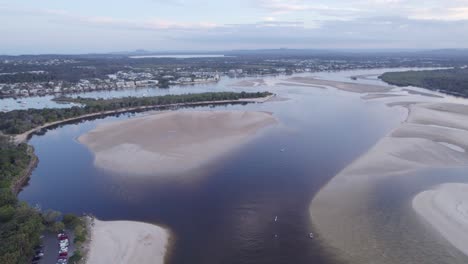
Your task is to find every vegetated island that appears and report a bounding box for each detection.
[0,91,272,263]
[0,91,273,141]
[379,68,468,97]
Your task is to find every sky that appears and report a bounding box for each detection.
[1,0,468,54]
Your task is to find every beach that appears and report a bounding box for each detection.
[86,219,170,264]
[79,111,277,177]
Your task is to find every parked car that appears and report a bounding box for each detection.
[58,234,68,241]
[59,251,68,257]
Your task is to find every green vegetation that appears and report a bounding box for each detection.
[63,213,88,244]
[379,68,468,97]
[63,214,88,263]
[0,135,44,264]
[0,91,272,134]
[68,250,83,264]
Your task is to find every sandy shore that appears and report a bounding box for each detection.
[310,101,468,263]
[413,183,468,256]
[86,219,169,264]
[79,111,277,176]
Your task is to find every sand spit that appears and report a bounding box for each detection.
[361,93,405,100]
[86,219,169,264]
[79,111,277,176]
[285,76,390,93]
[413,183,468,256]
[310,102,468,263]
[229,79,266,87]
[403,88,444,98]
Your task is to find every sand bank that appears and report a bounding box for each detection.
[361,93,405,100]
[79,111,277,176]
[310,102,468,263]
[413,183,468,256]
[229,79,266,87]
[86,219,169,264]
[285,76,390,93]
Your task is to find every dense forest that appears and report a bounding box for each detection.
[0,91,272,134]
[0,135,44,264]
[379,68,468,97]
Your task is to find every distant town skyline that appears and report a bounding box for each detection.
[1,0,468,54]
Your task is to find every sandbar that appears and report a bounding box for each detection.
[285,76,390,93]
[79,111,277,176]
[413,183,468,256]
[310,102,468,263]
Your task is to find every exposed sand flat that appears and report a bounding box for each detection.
[413,183,468,256]
[361,93,405,100]
[285,76,390,93]
[86,219,169,264]
[79,111,277,176]
[403,88,444,98]
[408,103,468,131]
[310,101,468,264]
[229,79,266,87]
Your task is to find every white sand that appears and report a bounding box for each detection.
[86,219,169,264]
[413,183,468,256]
[79,111,277,176]
[285,76,390,93]
[310,101,468,263]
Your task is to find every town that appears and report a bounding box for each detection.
[1,50,467,98]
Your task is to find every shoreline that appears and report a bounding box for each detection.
[13,95,274,144]
[86,218,170,264]
[12,144,38,195]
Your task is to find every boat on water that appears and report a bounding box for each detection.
[309,232,314,239]
[274,216,278,222]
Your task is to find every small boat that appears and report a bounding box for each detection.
[274,216,278,222]
[309,232,314,239]
[280,148,286,152]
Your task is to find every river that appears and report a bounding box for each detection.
[18,70,407,263]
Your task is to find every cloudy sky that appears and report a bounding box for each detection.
[1,0,468,54]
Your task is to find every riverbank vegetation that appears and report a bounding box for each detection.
[0,135,44,264]
[0,91,272,134]
[379,68,468,97]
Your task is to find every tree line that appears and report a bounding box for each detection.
[379,68,468,97]
[0,91,272,135]
[0,135,44,264]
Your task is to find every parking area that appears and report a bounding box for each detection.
[33,230,75,264]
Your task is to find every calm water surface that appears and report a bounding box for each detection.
[19,71,406,264]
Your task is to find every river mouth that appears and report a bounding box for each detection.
[18,72,406,264]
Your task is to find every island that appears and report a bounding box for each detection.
[379,68,468,97]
